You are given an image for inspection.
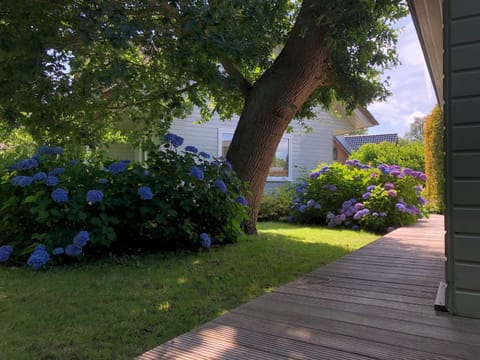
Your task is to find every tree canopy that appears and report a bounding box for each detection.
[1,0,407,147]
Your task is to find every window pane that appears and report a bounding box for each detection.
[269,138,289,177]
[221,133,233,156]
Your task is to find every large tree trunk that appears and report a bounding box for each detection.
[226,1,330,234]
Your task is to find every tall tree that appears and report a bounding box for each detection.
[0,1,407,232]
[405,115,425,142]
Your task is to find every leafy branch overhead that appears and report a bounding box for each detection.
[0,0,407,146]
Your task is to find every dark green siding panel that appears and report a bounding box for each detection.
[455,263,480,291]
[452,208,480,233]
[455,235,480,262]
[451,17,480,45]
[452,43,480,71]
[452,154,480,178]
[452,126,480,150]
[452,98,480,124]
[455,291,480,318]
[451,72,480,98]
[452,181,480,205]
[452,1,480,19]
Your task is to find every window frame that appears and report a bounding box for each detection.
[217,129,293,182]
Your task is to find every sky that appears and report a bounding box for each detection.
[367,15,437,137]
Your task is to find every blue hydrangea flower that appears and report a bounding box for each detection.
[44,176,59,187]
[86,190,103,204]
[185,145,198,153]
[164,133,184,147]
[314,203,321,209]
[138,186,153,200]
[298,204,307,213]
[52,247,64,255]
[189,166,204,181]
[367,185,376,191]
[35,145,64,156]
[11,176,33,187]
[27,248,50,270]
[307,199,315,207]
[48,167,65,176]
[236,196,248,206]
[108,161,129,174]
[199,233,211,249]
[65,244,83,257]
[9,158,39,171]
[33,172,47,181]
[395,203,407,212]
[198,151,210,159]
[0,245,13,262]
[97,178,108,184]
[68,160,78,166]
[51,188,68,203]
[35,244,46,251]
[214,179,227,193]
[328,185,337,191]
[73,231,89,247]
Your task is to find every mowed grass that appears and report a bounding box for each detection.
[0,222,377,359]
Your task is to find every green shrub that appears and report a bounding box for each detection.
[350,141,425,172]
[0,135,248,269]
[258,184,295,221]
[292,160,427,233]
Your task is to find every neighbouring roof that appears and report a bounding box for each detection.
[334,133,399,154]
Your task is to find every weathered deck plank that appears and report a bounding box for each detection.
[138,215,480,359]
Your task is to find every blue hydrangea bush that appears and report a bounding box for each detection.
[292,160,427,233]
[0,135,248,269]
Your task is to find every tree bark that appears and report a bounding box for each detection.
[226,1,330,234]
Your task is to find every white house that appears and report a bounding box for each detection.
[109,106,378,192]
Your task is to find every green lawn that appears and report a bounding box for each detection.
[0,222,377,359]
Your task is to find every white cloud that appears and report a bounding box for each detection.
[367,15,437,137]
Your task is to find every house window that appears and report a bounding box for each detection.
[333,147,338,161]
[219,131,291,181]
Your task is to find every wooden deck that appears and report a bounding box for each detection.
[138,215,480,359]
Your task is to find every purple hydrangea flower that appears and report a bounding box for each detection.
[395,203,407,212]
[198,151,210,159]
[328,185,337,191]
[418,196,426,205]
[384,182,395,190]
[164,133,184,147]
[415,186,423,194]
[44,176,59,187]
[189,166,204,181]
[108,161,129,174]
[214,179,227,193]
[380,212,387,217]
[185,146,198,153]
[86,190,103,204]
[33,172,47,181]
[390,170,401,177]
[52,247,64,255]
[418,173,427,181]
[362,192,371,200]
[73,231,89,247]
[199,233,211,249]
[403,168,413,175]
[387,190,397,197]
[51,188,68,203]
[370,173,377,178]
[367,185,376,191]
[309,172,320,179]
[27,248,50,270]
[236,196,248,206]
[11,176,33,187]
[138,186,153,200]
[354,203,364,210]
[0,245,13,262]
[65,244,83,257]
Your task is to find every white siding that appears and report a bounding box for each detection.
[109,107,359,191]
